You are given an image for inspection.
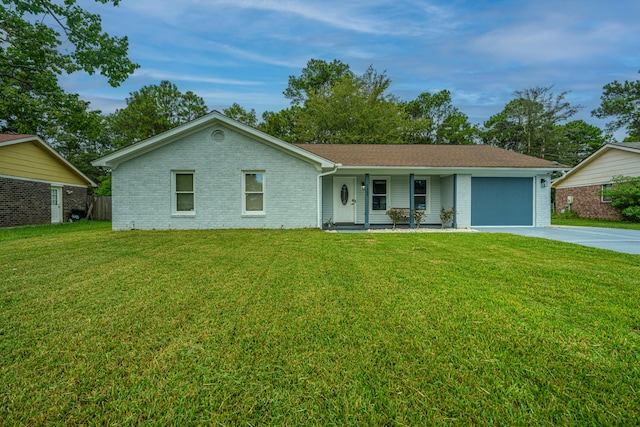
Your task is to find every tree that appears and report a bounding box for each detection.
[404,90,475,144]
[106,81,208,150]
[284,58,353,106]
[592,71,640,141]
[481,86,581,161]
[223,103,258,128]
[47,101,111,183]
[294,67,411,144]
[556,120,605,166]
[0,0,138,137]
[258,107,302,143]
[480,105,524,152]
[601,176,640,222]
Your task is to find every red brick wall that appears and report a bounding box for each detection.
[0,177,89,227]
[62,185,88,221]
[0,177,50,227]
[555,185,620,220]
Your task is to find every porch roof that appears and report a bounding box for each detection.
[295,144,564,169]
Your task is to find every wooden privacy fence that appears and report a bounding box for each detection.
[87,196,112,221]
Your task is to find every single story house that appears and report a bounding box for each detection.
[0,134,96,227]
[92,111,563,231]
[552,142,640,219]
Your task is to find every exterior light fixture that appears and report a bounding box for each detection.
[540,178,547,188]
[361,182,365,190]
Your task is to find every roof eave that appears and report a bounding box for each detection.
[3,135,96,187]
[334,165,564,172]
[92,111,336,170]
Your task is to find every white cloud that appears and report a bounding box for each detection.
[134,69,264,86]
[192,0,454,37]
[469,19,625,64]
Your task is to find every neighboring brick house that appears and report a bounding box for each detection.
[0,134,95,228]
[552,142,640,220]
[93,111,563,231]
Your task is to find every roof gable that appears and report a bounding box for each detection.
[92,113,563,173]
[552,142,640,188]
[0,134,95,186]
[296,144,563,169]
[92,111,335,170]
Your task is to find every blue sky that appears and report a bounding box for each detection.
[62,0,640,136]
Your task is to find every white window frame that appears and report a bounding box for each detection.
[414,176,431,214]
[371,176,390,212]
[171,170,195,216]
[601,183,612,203]
[242,171,265,216]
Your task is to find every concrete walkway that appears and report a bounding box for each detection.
[478,226,640,254]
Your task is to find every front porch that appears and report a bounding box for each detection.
[321,172,463,230]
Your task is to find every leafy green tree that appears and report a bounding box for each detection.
[404,90,475,144]
[480,105,525,153]
[223,103,258,128]
[294,67,410,144]
[48,104,111,183]
[592,71,640,141]
[284,58,353,106]
[0,0,138,136]
[106,81,208,149]
[258,107,302,143]
[601,176,640,222]
[94,174,111,196]
[481,86,581,161]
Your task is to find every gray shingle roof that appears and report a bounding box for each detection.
[611,142,640,151]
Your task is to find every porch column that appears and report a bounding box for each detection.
[364,174,370,229]
[453,174,458,228]
[409,173,415,228]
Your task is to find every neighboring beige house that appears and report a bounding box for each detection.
[553,142,640,219]
[0,134,95,227]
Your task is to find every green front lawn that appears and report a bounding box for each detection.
[1,222,639,425]
[551,215,640,230]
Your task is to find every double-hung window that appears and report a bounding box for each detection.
[414,178,428,211]
[601,183,612,202]
[243,171,265,215]
[172,171,195,215]
[372,179,388,211]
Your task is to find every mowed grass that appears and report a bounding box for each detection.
[1,222,639,426]
[552,216,640,230]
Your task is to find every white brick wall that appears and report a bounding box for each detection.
[535,174,552,227]
[112,125,320,230]
[455,174,472,228]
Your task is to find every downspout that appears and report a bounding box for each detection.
[317,164,340,229]
[551,169,569,185]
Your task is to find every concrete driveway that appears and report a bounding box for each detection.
[478,226,640,254]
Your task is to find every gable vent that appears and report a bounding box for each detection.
[211,130,225,142]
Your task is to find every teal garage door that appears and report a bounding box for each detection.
[471,177,533,226]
